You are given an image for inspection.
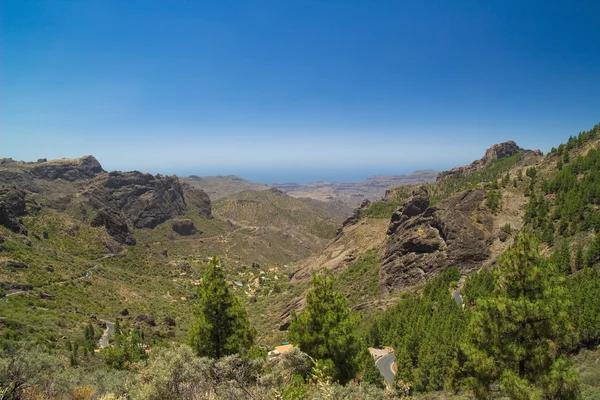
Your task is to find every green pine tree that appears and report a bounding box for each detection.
[462,235,580,399]
[288,271,360,383]
[188,256,255,358]
[574,243,584,270]
[394,344,413,389]
[360,348,384,389]
[102,323,148,370]
[552,239,571,275]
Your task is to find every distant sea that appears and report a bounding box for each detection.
[170,165,446,185]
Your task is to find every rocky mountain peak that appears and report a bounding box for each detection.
[481,141,521,166]
[437,141,540,181]
[31,155,104,181]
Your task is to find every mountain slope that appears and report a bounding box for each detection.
[0,157,343,349]
[277,140,545,328]
[213,188,343,260]
[181,175,268,200]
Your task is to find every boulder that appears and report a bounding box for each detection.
[45,265,55,272]
[164,316,176,327]
[171,219,197,236]
[134,314,156,326]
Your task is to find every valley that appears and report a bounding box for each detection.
[1,124,600,399]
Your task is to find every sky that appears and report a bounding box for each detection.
[2,0,600,183]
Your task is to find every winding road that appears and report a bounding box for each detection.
[452,289,464,307]
[99,321,115,348]
[3,264,99,299]
[2,254,117,349]
[3,253,116,300]
[375,353,396,389]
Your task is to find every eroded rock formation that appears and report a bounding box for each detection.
[380,186,491,293]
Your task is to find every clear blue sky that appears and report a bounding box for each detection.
[2,1,599,183]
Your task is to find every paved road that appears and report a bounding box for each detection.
[99,321,115,348]
[452,289,464,307]
[375,353,396,389]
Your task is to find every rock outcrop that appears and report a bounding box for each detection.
[0,155,212,244]
[90,208,136,245]
[31,155,104,181]
[336,199,371,236]
[182,183,212,218]
[437,141,539,181]
[379,186,491,293]
[85,171,189,231]
[0,188,28,235]
[0,170,41,193]
[171,219,197,236]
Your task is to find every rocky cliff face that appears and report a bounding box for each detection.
[83,171,188,240]
[0,187,28,235]
[379,186,494,293]
[31,156,104,181]
[182,183,212,218]
[0,156,213,245]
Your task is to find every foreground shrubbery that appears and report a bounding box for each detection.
[0,343,390,400]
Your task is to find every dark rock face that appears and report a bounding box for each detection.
[0,188,28,235]
[86,171,188,230]
[399,186,429,218]
[0,170,41,192]
[336,199,371,236]
[380,187,491,293]
[31,155,104,181]
[91,208,136,245]
[171,219,197,236]
[182,183,212,218]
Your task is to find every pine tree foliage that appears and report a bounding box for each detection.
[462,235,579,399]
[566,267,600,348]
[188,256,255,359]
[367,268,465,393]
[288,271,360,383]
[102,323,148,370]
